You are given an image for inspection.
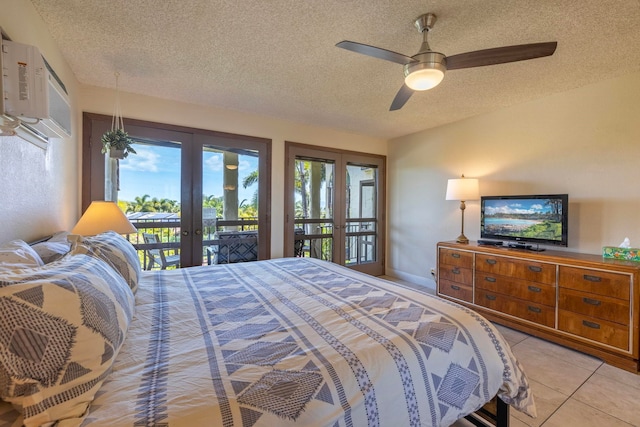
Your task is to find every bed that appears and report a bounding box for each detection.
[0,232,535,426]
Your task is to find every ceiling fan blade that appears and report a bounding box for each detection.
[446,42,557,70]
[336,41,416,65]
[390,84,414,111]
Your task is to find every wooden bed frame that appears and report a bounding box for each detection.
[465,397,509,427]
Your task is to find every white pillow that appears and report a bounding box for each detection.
[31,232,72,264]
[0,240,44,271]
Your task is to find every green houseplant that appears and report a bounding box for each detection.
[101,128,136,159]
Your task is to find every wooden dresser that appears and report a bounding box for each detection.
[437,241,640,372]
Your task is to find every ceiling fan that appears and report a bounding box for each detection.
[336,13,557,111]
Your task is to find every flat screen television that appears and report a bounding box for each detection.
[480,194,568,248]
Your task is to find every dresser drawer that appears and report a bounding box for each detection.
[439,248,474,269]
[476,289,555,328]
[558,288,629,325]
[558,309,629,351]
[439,279,473,303]
[476,254,556,285]
[476,272,555,306]
[438,265,473,286]
[559,266,630,300]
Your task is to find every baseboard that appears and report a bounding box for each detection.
[384,268,436,293]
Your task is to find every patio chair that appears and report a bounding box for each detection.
[294,228,305,257]
[142,233,180,270]
[208,230,258,264]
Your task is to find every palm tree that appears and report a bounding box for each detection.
[203,194,224,216]
[242,170,259,215]
[128,194,154,212]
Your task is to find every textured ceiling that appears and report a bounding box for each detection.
[30,0,640,139]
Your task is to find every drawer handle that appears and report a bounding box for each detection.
[583,274,602,282]
[451,267,460,275]
[484,277,497,283]
[528,266,542,273]
[451,253,461,259]
[485,294,497,301]
[582,320,601,330]
[486,259,497,265]
[528,306,542,313]
[450,285,461,291]
[528,286,541,293]
[582,297,601,306]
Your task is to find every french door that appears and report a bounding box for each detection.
[82,113,271,268]
[284,142,386,275]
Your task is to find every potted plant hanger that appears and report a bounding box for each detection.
[101,128,136,159]
[101,72,136,159]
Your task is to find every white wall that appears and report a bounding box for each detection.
[81,86,387,257]
[0,0,81,242]
[387,72,640,289]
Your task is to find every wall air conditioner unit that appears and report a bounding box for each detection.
[0,36,72,148]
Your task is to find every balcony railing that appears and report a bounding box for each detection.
[124,213,376,269]
[294,217,377,264]
[125,212,258,269]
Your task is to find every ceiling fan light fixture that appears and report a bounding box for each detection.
[404,67,445,90]
[403,52,447,91]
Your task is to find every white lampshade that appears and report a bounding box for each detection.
[405,68,445,91]
[72,201,137,236]
[446,176,480,201]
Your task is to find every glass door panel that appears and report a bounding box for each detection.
[201,145,260,265]
[114,138,184,270]
[345,164,378,266]
[293,157,335,261]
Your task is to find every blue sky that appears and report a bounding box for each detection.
[118,144,258,204]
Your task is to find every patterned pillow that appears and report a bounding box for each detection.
[0,253,134,426]
[0,240,44,271]
[31,232,72,264]
[69,231,141,295]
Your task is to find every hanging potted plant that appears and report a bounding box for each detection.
[101,128,136,159]
[101,72,136,159]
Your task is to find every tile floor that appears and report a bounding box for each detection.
[381,277,640,427]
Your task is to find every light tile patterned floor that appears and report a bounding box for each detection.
[380,276,640,427]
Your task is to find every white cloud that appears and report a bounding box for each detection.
[120,147,160,172]
[204,153,223,172]
[238,159,252,171]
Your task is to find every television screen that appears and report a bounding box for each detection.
[480,194,568,247]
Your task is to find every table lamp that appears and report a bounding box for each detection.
[72,201,137,236]
[445,175,479,244]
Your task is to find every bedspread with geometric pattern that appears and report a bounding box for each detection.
[0,257,536,427]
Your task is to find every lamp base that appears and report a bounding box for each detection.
[456,234,470,244]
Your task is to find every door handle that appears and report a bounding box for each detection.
[182,230,189,236]
[195,229,202,235]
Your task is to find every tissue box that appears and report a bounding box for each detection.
[602,246,640,262]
